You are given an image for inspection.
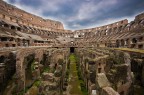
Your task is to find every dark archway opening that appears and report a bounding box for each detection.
[120,91,124,95]
[70,47,75,53]
[0,56,5,63]
[11,26,16,30]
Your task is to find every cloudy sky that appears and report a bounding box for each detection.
[4,0,144,30]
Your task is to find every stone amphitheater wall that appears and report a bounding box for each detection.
[0,0,64,30]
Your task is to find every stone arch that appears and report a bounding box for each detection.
[11,25,16,30]
[105,29,108,35]
[15,49,45,91]
[108,28,112,34]
[125,38,130,46]
[116,40,120,47]
[100,30,103,35]
[120,39,125,47]
[94,31,98,35]
[113,27,117,33]
[138,36,143,42]
[0,55,5,63]
[3,23,9,28]
[17,27,21,31]
[97,31,100,36]
[132,38,137,44]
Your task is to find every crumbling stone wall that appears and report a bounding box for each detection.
[0,51,16,95]
[0,1,64,30]
[75,48,133,95]
[15,48,46,92]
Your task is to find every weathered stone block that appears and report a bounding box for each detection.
[42,73,54,82]
[96,73,111,89]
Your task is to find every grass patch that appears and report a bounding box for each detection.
[14,79,41,95]
[69,54,77,63]
[68,54,88,95]
[69,54,83,95]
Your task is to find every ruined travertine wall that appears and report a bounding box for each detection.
[0,51,16,95]
[0,0,73,48]
[75,48,135,95]
[0,0,144,49]
[135,13,144,22]
[0,0,64,30]
[75,19,128,33]
[73,13,144,49]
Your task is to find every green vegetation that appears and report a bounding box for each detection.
[69,54,83,95]
[80,82,88,95]
[16,86,30,95]
[69,54,77,63]
[65,59,70,84]
[43,67,50,73]
[31,60,35,71]
[76,56,88,95]
[66,62,70,78]
[26,86,38,95]
[66,69,69,79]
[68,54,88,95]
[108,53,124,65]
[33,80,41,87]
[16,79,41,95]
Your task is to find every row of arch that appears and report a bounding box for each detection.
[75,19,144,37]
[0,20,73,38]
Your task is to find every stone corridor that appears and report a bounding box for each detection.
[67,54,83,95]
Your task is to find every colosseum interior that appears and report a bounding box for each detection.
[0,0,144,95]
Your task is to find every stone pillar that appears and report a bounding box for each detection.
[124,53,132,95]
[124,40,127,47]
[0,63,6,94]
[129,39,133,48]
[127,39,131,48]
[119,40,122,47]
[142,64,144,86]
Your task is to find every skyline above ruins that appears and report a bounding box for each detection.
[4,0,144,30]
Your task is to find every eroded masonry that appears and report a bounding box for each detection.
[0,0,144,95]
